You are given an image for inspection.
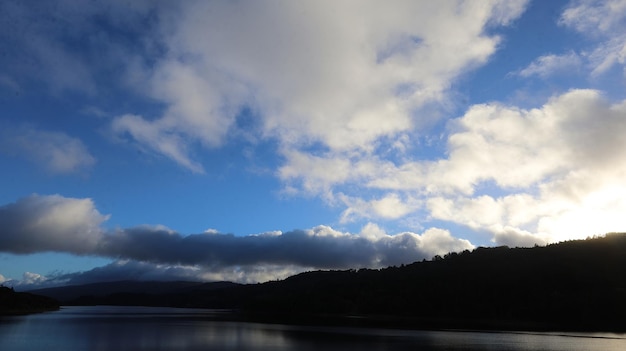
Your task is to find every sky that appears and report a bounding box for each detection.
[1,0,626,288]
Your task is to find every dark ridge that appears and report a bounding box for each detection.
[0,286,60,315]
[29,280,240,308]
[27,233,626,331]
[29,280,209,302]
[238,233,626,331]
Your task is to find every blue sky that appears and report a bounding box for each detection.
[2,0,626,287]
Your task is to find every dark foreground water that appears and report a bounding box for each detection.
[1,306,625,351]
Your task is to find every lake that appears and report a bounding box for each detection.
[1,306,625,351]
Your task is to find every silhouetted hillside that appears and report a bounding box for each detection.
[28,233,626,331]
[239,233,626,331]
[0,286,60,315]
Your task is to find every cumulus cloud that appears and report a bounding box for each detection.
[449,90,626,188]
[1,0,535,246]
[0,125,96,174]
[106,0,527,171]
[421,90,626,245]
[339,193,419,223]
[282,89,626,247]
[0,194,474,284]
[0,194,107,254]
[269,86,626,248]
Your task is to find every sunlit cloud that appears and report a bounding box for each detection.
[422,90,626,245]
[110,1,527,172]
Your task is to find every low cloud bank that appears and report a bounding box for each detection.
[0,195,473,286]
[100,224,470,269]
[14,260,312,287]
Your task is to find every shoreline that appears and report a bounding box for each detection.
[49,304,626,334]
[0,286,60,316]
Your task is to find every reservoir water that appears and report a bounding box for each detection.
[1,306,625,350]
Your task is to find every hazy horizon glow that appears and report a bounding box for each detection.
[1,0,626,288]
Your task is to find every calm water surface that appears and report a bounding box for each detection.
[1,306,625,351]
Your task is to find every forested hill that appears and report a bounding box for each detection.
[0,286,60,315]
[29,233,626,331]
[240,233,626,331]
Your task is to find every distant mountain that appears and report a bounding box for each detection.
[29,280,240,308]
[27,233,626,331]
[0,286,59,315]
[30,280,204,302]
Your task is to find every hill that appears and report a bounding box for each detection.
[240,233,626,331]
[27,233,626,331]
[29,280,240,308]
[0,286,60,315]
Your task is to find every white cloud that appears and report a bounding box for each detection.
[421,90,626,245]
[21,272,47,285]
[274,87,626,247]
[207,265,308,284]
[489,0,531,25]
[535,178,626,243]
[417,227,475,256]
[492,227,548,248]
[276,89,626,247]
[339,193,418,223]
[559,0,626,75]
[0,126,96,174]
[559,0,626,34]
[278,150,355,195]
[587,37,626,76]
[110,0,527,172]
[518,52,582,78]
[5,272,50,288]
[373,89,626,190]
